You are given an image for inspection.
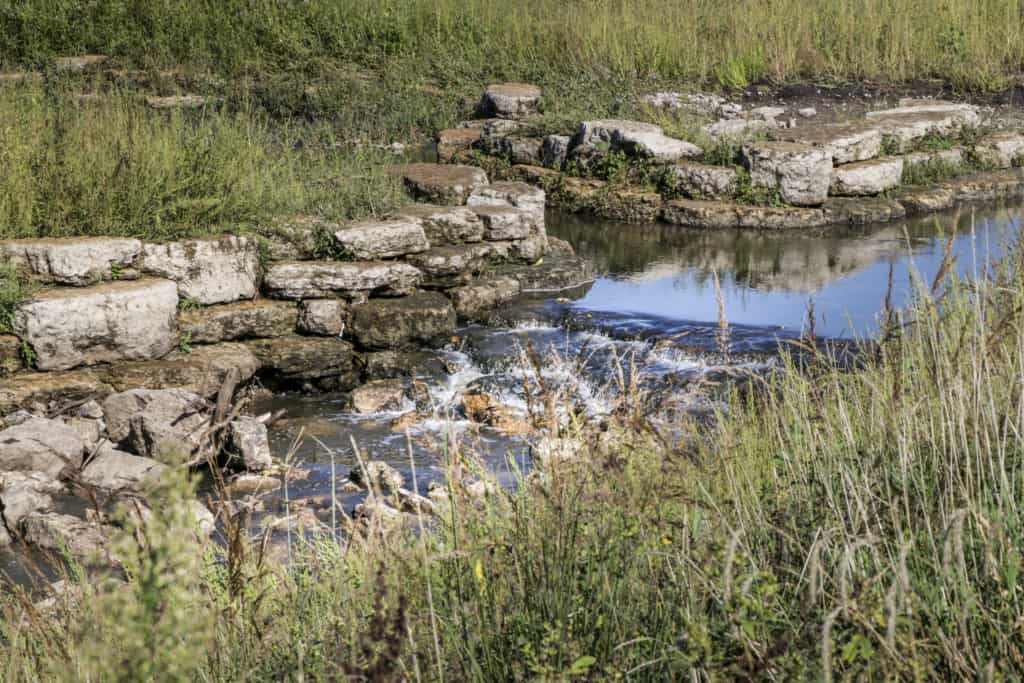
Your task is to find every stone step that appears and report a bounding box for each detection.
[477,83,542,119]
[471,205,537,241]
[2,237,141,286]
[392,205,485,245]
[350,291,456,350]
[661,199,828,230]
[393,163,489,205]
[467,181,547,223]
[571,119,702,163]
[178,300,297,344]
[830,157,904,196]
[741,141,833,206]
[263,261,422,299]
[14,279,179,371]
[141,236,258,305]
[333,218,430,259]
[771,122,882,164]
[436,127,482,163]
[405,244,493,287]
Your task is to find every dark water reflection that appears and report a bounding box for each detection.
[548,207,1021,340]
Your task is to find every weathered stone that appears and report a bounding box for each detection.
[178,300,297,344]
[461,391,532,434]
[22,512,111,563]
[749,106,786,123]
[902,148,964,172]
[128,409,208,464]
[348,379,409,414]
[392,204,484,245]
[542,135,571,169]
[13,279,178,371]
[141,236,258,305]
[2,237,141,286]
[868,101,980,127]
[63,416,102,453]
[467,181,547,223]
[895,187,956,215]
[773,122,882,164]
[0,369,112,417]
[472,206,536,241]
[798,107,817,118]
[507,236,549,263]
[661,199,829,230]
[510,164,561,185]
[594,189,665,223]
[943,170,1024,203]
[0,472,63,530]
[478,83,542,119]
[256,217,322,261]
[0,335,22,376]
[297,299,348,336]
[975,132,1024,169]
[395,163,489,205]
[449,277,522,320]
[822,197,907,225]
[669,162,739,199]
[334,219,430,260]
[869,109,978,148]
[0,417,85,478]
[572,119,702,162]
[405,244,492,286]
[357,350,448,381]
[702,118,770,139]
[742,141,832,206]
[350,291,456,350]
[101,388,209,444]
[225,473,280,496]
[830,157,904,196]
[246,335,356,382]
[102,343,260,399]
[352,461,405,492]
[80,446,166,491]
[226,417,272,471]
[482,136,544,165]
[436,127,481,163]
[263,261,422,300]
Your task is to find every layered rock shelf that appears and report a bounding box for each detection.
[439,86,1024,229]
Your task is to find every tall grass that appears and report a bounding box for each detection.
[0,82,406,241]
[3,0,1024,90]
[3,232,1023,678]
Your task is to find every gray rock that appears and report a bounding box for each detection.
[772,122,882,165]
[350,291,457,350]
[661,199,829,230]
[226,417,272,471]
[742,142,832,206]
[357,350,447,381]
[798,107,817,118]
[542,135,571,169]
[868,101,980,127]
[21,512,111,563]
[122,390,209,463]
[246,335,356,383]
[396,163,489,205]
[348,379,409,414]
[749,106,785,122]
[178,300,297,344]
[472,205,537,241]
[701,118,770,139]
[0,472,63,530]
[263,261,423,300]
[482,136,544,165]
[141,236,259,305]
[507,236,549,263]
[354,461,405,492]
[0,418,85,478]
[405,244,492,286]
[975,132,1024,169]
[76,400,104,420]
[80,446,166,491]
[869,107,979,148]
[467,182,547,223]
[830,157,904,196]
[1,237,141,286]
[572,119,702,162]
[101,388,209,444]
[333,218,430,259]
[62,416,103,452]
[669,162,739,199]
[297,299,348,336]
[478,82,542,119]
[13,279,178,371]
[102,343,260,400]
[449,277,522,320]
[392,205,484,245]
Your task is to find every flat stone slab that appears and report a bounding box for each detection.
[478,83,542,119]
[668,162,739,199]
[0,369,112,416]
[471,205,537,241]
[394,163,489,205]
[178,300,297,344]
[572,119,702,162]
[102,342,260,399]
[449,277,522,321]
[436,127,482,163]
[742,141,832,206]
[830,157,904,196]
[392,205,484,245]
[141,236,259,305]
[246,335,355,382]
[405,244,493,286]
[869,109,979,147]
[772,122,882,164]
[0,417,85,478]
[350,291,456,350]
[467,181,547,222]
[2,237,141,286]
[334,218,429,259]
[868,101,980,126]
[480,136,544,166]
[81,445,167,491]
[661,199,828,230]
[14,279,178,371]
[263,261,422,299]
[822,197,907,225]
[975,132,1024,169]
[702,118,771,139]
[943,170,1024,203]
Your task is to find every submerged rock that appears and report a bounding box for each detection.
[141,236,259,305]
[350,291,456,350]
[246,335,356,385]
[348,379,409,414]
[2,237,141,286]
[351,461,405,493]
[449,276,522,321]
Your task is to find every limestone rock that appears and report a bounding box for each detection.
[178,300,297,344]
[868,101,980,127]
[62,416,102,453]
[481,136,544,165]
[352,461,405,492]
[120,390,209,463]
[868,105,979,148]
[297,299,348,336]
[472,205,537,241]
[701,118,770,139]
[405,244,492,286]
[80,446,166,491]
[661,199,828,230]
[357,350,448,381]
[449,277,522,321]
[944,170,1024,203]
[0,369,113,417]
[669,162,739,199]
[822,197,907,225]
[0,417,85,478]
[21,512,111,563]
[263,261,422,300]
[572,119,702,162]
[350,291,456,350]
[0,472,63,530]
[334,219,430,259]
[226,417,272,471]
[975,132,1024,169]
[478,83,542,119]
[895,187,956,215]
[395,163,489,205]
[0,335,22,376]
[772,122,882,164]
[436,127,481,163]
[467,182,547,223]
[348,379,409,414]
[101,387,209,444]
[13,279,178,371]
[542,135,571,169]
[246,335,356,383]
[392,205,484,245]
[141,236,258,305]
[830,157,904,196]
[741,142,832,206]
[2,238,141,286]
[102,343,259,399]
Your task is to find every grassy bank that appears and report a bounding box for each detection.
[3,0,1024,91]
[3,238,1023,679]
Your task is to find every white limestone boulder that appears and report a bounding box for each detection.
[263,261,423,299]
[333,219,430,259]
[1,237,141,286]
[141,236,259,305]
[741,142,832,206]
[830,157,904,196]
